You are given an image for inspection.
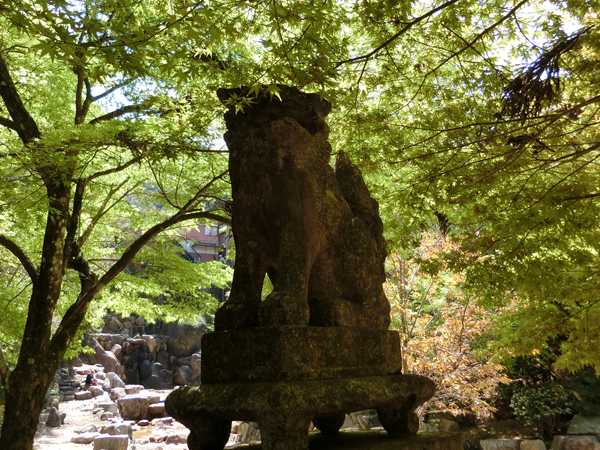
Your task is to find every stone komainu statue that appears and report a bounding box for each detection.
[215,86,390,331]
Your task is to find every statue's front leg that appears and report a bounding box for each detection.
[258,229,310,327]
[215,249,265,331]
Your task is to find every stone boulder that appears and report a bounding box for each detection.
[190,352,201,382]
[569,415,600,440]
[72,432,100,444]
[167,326,204,357]
[552,435,600,450]
[100,423,133,437]
[45,407,66,427]
[521,440,547,450]
[93,434,129,450]
[142,335,156,353]
[90,386,105,397]
[124,384,144,395]
[480,439,519,450]
[106,372,126,389]
[118,395,150,421]
[148,402,165,417]
[174,365,193,386]
[75,390,93,400]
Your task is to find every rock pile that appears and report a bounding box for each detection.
[76,315,204,388]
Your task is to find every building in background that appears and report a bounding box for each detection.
[176,223,232,302]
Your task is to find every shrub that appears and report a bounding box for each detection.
[510,382,572,437]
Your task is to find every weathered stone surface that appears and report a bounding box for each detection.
[191,352,201,381]
[75,390,93,400]
[141,335,156,354]
[480,439,519,450]
[552,435,600,450]
[106,372,126,388]
[46,407,64,427]
[140,390,161,404]
[72,432,100,443]
[521,440,547,450]
[149,402,165,416]
[569,416,600,439]
[240,422,262,443]
[167,326,204,357]
[110,387,127,400]
[167,374,433,450]
[174,365,193,385]
[119,395,150,421]
[101,423,133,437]
[124,384,144,395]
[214,86,390,331]
[101,412,114,420]
[90,386,105,397]
[94,401,119,415]
[111,344,122,359]
[93,434,129,450]
[77,423,99,434]
[165,431,189,444]
[308,431,462,450]
[438,418,460,432]
[202,327,402,384]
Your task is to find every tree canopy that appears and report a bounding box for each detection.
[0,0,599,447]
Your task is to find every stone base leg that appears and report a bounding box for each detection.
[258,414,312,450]
[312,413,345,436]
[377,396,419,438]
[185,416,231,450]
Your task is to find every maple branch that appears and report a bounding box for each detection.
[89,104,146,124]
[85,152,146,181]
[0,234,38,284]
[92,79,134,102]
[335,0,461,67]
[426,0,529,75]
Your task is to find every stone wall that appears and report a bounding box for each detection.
[79,314,203,388]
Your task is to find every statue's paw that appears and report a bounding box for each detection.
[258,292,310,327]
[214,303,258,331]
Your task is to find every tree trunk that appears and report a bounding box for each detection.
[0,360,59,450]
[0,181,70,450]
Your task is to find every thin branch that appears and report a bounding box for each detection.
[272,0,297,78]
[92,78,135,102]
[0,234,38,284]
[85,152,145,181]
[79,179,141,246]
[560,192,600,202]
[335,0,461,67]
[426,0,529,76]
[89,104,146,125]
[410,279,435,338]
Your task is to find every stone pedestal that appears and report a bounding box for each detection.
[165,327,435,450]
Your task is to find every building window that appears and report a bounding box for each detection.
[205,226,219,236]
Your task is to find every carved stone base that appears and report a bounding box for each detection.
[165,374,435,450]
[201,327,403,384]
